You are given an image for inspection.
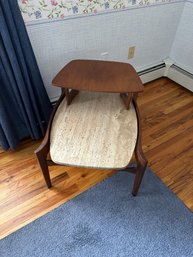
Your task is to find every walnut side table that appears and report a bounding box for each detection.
[35,60,148,196]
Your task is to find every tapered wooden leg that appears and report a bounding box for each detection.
[64,89,79,105]
[120,93,133,110]
[36,152,52,188]
[131,95,148,196]
[35,90,66,188]
[132,163,147,196]
[131,148,147,196]
[123,155,147,196]
[35,140,52,188]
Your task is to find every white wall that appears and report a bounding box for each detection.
[170,1,193,73]
[27,2,184,101]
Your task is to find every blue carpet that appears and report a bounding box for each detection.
[1,168,193,257]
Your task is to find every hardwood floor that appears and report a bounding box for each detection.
[0,78,193,239]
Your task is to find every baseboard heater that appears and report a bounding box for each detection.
[167,64,193,92]
[138,62,193,92]
[138,63,165,76]
[138,63,165,84]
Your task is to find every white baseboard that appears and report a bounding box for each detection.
[139,67,165,84]
[139,60,193,93]
[167,65,193,92]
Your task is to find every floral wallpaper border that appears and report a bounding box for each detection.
[18,0,181,23]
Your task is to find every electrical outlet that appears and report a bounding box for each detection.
[128,46,135,59]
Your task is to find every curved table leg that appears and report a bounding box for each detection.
[35,91,66,188]
[132,95,148,196]
[36,145,52,188]
[122,149,147,196]
[122,95,148,196]
[131,148,147,196]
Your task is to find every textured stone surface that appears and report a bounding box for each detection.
[50,92,137,169]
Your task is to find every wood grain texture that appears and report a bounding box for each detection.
[1,78,193,239]
[52,60,144,93]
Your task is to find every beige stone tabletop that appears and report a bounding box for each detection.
[50,92,137,169]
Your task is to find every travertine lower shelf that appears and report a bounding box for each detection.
[50,92,137,169]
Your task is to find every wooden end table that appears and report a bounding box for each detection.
[35,59,148,196]
[52,60,144,109]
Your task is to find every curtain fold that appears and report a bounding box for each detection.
[0,0,53,150]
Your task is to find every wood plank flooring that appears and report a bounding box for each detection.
[0,78,193,239]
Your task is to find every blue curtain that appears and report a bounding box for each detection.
[0,0,53,150]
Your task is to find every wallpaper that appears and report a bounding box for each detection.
[18,0,177,23]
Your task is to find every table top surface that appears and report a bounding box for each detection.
[52,60,143,93]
